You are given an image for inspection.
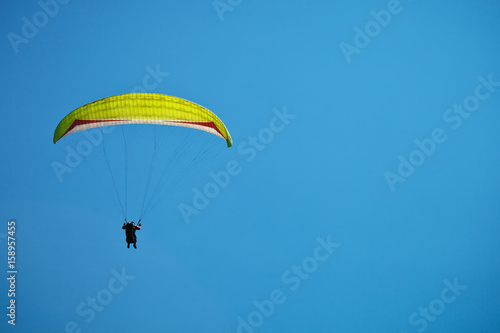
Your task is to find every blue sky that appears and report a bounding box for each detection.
[1,1,500,332]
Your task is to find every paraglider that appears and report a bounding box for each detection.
[53,93,232,244]
[122,220,141,249]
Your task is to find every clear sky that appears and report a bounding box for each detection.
[1,1,500,332]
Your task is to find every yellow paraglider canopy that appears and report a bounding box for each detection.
[53,93,232,147]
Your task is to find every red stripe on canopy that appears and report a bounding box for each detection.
[169,120,224,138]
[62,119,122,138]
[62,119,225,140]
